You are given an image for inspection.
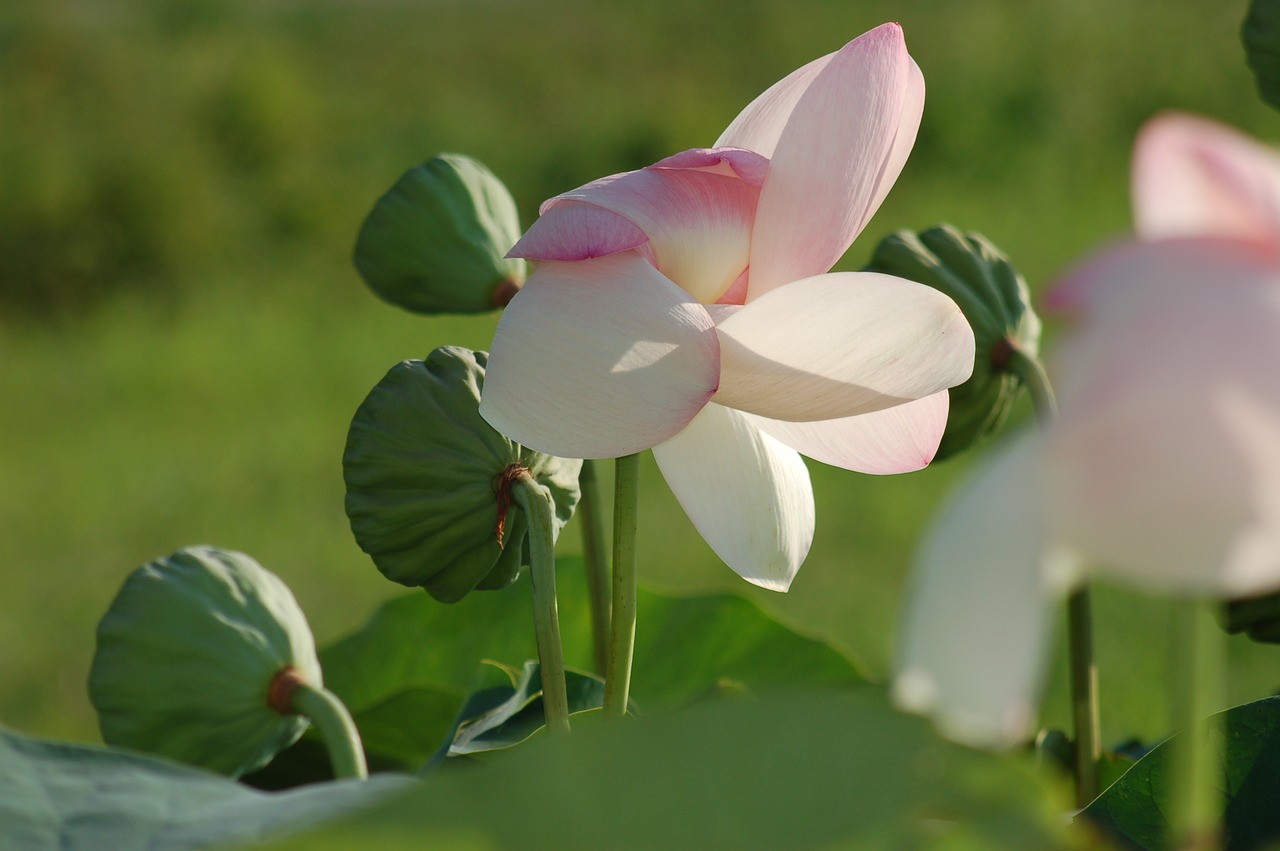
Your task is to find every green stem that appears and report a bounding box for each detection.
[578,459,612,676]
[1169,598,1225,850]
[1067,587,1100,807]
[513,477,571,735]
[1005,341,1058,424]
[604,453,640,719]
[1010,339,1099,805]
[290,682,368,780]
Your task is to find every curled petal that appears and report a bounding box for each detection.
[894,432,1073,748]
[651,147,770,187]
[1133,112,1280,246]
[507,199,649,262]
[749,391,948,474]
[712,272,974,422]
[512,166,761,304]
[479,253,720,459]
[748,24,924,298]
[652,403,814,591]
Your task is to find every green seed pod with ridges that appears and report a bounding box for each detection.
[353,153,526,314]
[343,347,581,603]
[864,224,1042,460]
[89,546,323,778]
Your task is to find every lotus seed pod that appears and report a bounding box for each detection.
[88,546,322,778]
[353,153,527,313]
[865,224,1042,460]
[343,347,581,602]
[1244,0,1280,111]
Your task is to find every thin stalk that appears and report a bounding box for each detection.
[1004,341,1058,424]
[513,477,572,735]
[1169,598,1225,850]
[289,681,369,780]
[577,459,611,675]
[1008,339,1100,805]
[1067,587,1101,807]
[604,453,640,719]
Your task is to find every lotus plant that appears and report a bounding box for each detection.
[479,23,975,591]
[894,113,1280,748]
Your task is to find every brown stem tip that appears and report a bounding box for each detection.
[267,666,306,715]
[493,463,531,547]
[491,278,524,308]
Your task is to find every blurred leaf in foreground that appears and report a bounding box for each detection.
[0,725,410,850]
[1084,696,1280,850]
[262,691,1074,850]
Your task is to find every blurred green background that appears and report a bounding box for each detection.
[1,0,1277,748]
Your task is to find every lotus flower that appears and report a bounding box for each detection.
[894,113,1280,747]
[479,24,975,591]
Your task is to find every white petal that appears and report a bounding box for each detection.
[712,272,974,422]
[749,391,949,474]
[652,403,814,590]
[479,253,719,459]
[894,432,1071,749]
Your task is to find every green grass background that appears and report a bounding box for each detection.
[2,0,1278,748]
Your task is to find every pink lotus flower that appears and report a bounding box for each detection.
[895,113,1280,746]
[479,24,975,591]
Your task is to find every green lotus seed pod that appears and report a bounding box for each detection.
[354,153,526,313]
[343,346,581,603]
[1244,0,1280,111]
[88,546,322,778]
[865,224,1042,460]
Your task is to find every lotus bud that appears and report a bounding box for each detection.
[353,153,526,313]
[343,346,581,602]
[865,224,1043,460]
[88,546,324,778]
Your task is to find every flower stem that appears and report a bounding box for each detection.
[1169,598,1225,849]
[604,453,640,719]
[1009,339,1099,805]
[577,459,611,676]
[1005,341,1058,424]
[513,477,571,735]
[289,681,368,780]
[1067,586,1100,807]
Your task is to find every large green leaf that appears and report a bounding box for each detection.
[260,691,1072,850]
[1083,696,1280,849]
[297,555,864,775]
[0,725,412,851]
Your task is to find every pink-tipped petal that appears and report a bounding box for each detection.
[749,391,949,474]
[1134,113,1280,246]
[515,165,761,304]
[1045,241,1280,594]
[652,403,814,590]
[894,432,1073,749]
[748,25,924,298]
[712,272,974,422]
[479,253,720,459]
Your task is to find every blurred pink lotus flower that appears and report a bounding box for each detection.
[895,113,1280,747]
[479,24,975,591]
